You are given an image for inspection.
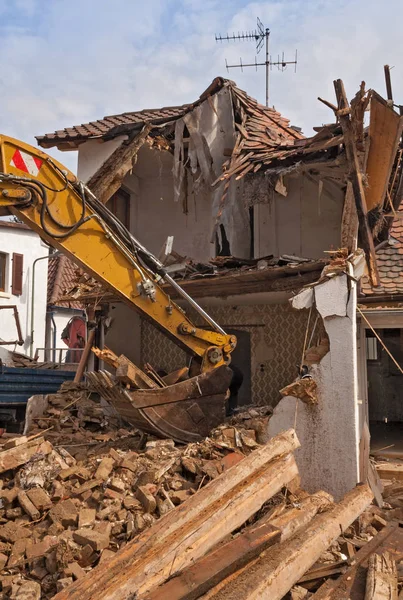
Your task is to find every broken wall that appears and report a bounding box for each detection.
[268,271,361,500]
[141,299,311,406]
[254,174,344,260]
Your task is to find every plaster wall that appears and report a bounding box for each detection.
[268,274,361,500]
[0,227,49,355]
[129,146,214,262]
[255,174,344,259]
[77,137,127,182]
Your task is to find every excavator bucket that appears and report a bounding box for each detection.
[86,365,233,443]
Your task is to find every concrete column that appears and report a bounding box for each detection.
[268,267,362,500]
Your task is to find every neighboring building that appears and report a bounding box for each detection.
[46,254,86,364]
[0,220,49,359]
[36,77,401,500]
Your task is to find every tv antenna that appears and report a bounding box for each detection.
[215,17,297,107]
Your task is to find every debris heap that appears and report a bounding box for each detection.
[0,392,403,599]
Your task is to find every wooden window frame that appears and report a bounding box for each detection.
[11,253,23,296]
[109,187,131,229]
[0,252,6,292]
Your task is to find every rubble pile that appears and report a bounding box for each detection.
[0,391,268,599]
[1,385,403,599]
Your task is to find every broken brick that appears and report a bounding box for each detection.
[78,508,96,528]
[26,536,59,560]
[73,529,110,551]
[26,488,52,511]
[66,561,86,580]
[95,457,115,481]
[104,487,123,500]
[49,499,78,527]
[18,491,40,521]
[136,485,157,513]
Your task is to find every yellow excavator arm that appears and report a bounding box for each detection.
[0,135,236,372]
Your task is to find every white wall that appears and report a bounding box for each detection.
[77,136,127,182]
[254,174,344,260]
[0,224,49,356]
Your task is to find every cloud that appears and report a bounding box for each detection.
[0,0,402,173]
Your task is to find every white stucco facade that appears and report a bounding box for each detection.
[0,222,49,357]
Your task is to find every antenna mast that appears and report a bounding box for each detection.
[215,17,297,107]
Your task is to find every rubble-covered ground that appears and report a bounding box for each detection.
[0,383,399,599]
[0,383,272,599]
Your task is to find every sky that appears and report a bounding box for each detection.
[0,0,402,172]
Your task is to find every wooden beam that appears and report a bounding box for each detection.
[116,355,157,389]
[201,491,334,600]
[333,79,380,287]
[204,483,373,600]
[74,329,96,383]
[143,523,281,600]
[86,124,151,204]
[53,430,300,600]
[145,491,333,600]
[365,551,398,600]
[376,462,403,482]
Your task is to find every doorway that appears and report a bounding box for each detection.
[365,327,403,457]
[225,328,252,407]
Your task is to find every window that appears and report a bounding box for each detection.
[0,252,6,292]
[107,188,130,229]
[11,253,23,296]
[366,336,378,361]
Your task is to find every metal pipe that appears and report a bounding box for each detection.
[163,273,226,335]
[30,251,62,358]
[51,312,57,362]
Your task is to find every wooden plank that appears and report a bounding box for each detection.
[0,438,51,474]
[334,79,380,287]
[341,182,358,252]
[53,430,300,600]
[116,355,157,389]
[86,125,151,204]
[195,491,334,600]
[364,551,398,600]
[143,523,281,600]
[203,483,373,600]
[365,93,403,211]
[146,491,333,600]
[376,463,403,482]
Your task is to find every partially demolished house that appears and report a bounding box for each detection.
[37,75,403,500]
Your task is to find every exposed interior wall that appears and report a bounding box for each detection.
[141,298,310,406]
[268,273,361,500]
[254,174,344,259]
[75,88,252,263]
[128,146,214,262]
[105,303,141,367]
[0,227,49,356]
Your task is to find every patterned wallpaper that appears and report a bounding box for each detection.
[141,301,323,407]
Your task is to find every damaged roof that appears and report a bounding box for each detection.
[48,254,83,308]
[361,206,403,298]
[36,77,301,150]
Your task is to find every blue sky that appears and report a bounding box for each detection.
[0,0,402,172]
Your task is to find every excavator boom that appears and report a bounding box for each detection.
[0,135,236,442]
